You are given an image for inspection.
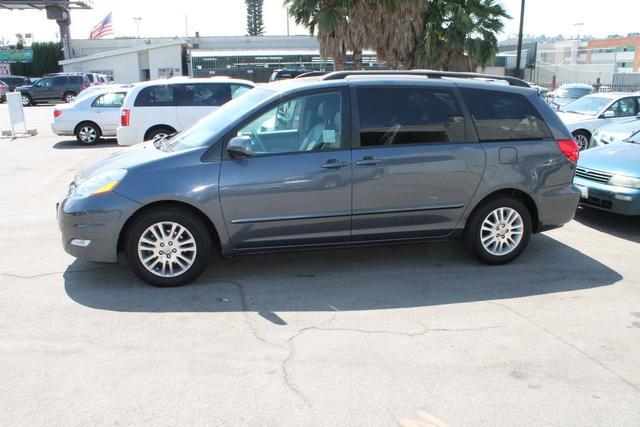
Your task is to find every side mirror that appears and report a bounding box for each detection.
[227,135,253,157]
[602,110,615,118]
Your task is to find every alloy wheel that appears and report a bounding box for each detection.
[137,221,197,278]
[574,134,589,151]
[78,126,97,143]
[479,207,524,257]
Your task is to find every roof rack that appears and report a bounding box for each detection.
[321,70,530,88]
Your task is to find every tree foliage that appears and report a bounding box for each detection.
[9,42,63,77]
[285,0,509,71]
[246,0,266,36]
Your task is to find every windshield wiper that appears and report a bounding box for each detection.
[623,130,640,144]
[562,110,587,115]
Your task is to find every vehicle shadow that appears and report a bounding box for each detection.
[574,206,640,244]
[64,234,622,317]
[53,139,120,149]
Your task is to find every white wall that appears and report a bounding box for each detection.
[148,45,183,79]
[63,52,141,83]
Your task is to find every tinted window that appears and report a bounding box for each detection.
[357,87,466,146]
[176,83,231,107]
[460,88,552,141]
[134,85,176,107]
[53,76,67,86]
[235,91,344,156]
[92,92,126,108]
[86,74,95,83]
[36,78,53,87]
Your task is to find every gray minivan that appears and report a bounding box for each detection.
[58,71,581,287]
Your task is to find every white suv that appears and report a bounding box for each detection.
[117,78,254,146]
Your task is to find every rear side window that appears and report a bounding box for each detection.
[176,83,231,107]
[53,76,66,86]
[231,84,252,98]
[134,85,176,107]
[92,92,126,108]
[460,88,552,141]
[357,87,466,146]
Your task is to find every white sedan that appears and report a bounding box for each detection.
[51,89,128,144]
[556,92,640,150]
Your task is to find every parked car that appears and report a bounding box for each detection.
[116,78,254,146]
[0,80,8,102]
[16,74,91,106]
[574,139,640,215]
[547,83,593,109]
[0,74,31,92]
[591,116,640,147]
[556,92,640,150]
[51,89,129,145]
[58,71,581,286]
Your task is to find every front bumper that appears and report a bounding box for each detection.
[574,176,640,216]
[58,190,141,263]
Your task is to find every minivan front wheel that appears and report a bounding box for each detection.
[466,197,531,265]
[126,208,211,287]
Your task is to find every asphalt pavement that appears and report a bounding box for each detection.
[1,103,639,426]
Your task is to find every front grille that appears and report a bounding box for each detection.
[582,195,613,210]
[575,167,612,184]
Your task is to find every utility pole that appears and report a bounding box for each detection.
[185,14,189,38]
[133,17,142,38]
[514,0,525,79]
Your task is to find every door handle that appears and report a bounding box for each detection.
[355,156,382,166]
[321,158,348,169]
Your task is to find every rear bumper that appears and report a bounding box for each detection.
[574,176,640,216]
[116,126,142,146]
[51,121,75,136]
[535,183,581,231]
[58,191,141,263]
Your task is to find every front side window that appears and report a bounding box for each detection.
[606,97,639,117]
[36,78,53,87]
[176,83,231,107]
[461,88,552,141]
[357,87,466,146]
[234,91,344,156]
[134,85,176,107]
[92,92,126,108]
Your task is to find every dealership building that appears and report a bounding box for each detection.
[59,35,380,83]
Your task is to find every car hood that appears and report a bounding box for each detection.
[578,142,640,176]
[74,142,163,185]
[556,111,595,125]
[595,118,640,141]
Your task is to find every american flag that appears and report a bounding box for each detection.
[89,12,113,39]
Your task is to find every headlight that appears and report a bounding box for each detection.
[608,174,640,189]
[71,169,127,198]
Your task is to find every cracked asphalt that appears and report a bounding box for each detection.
[1,104,640,426]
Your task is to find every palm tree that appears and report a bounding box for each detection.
[419,0,509,71]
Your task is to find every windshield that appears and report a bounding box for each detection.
[556,87,591,98]
[560,96,610,115]
[164,88,273,152]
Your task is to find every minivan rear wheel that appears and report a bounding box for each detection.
[465,197,532,265]
[125,208,211,287]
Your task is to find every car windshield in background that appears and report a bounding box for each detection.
[165,88,272,152]
[560,96,610,115]
[556,87,591,98]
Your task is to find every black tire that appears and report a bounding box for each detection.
[21,94,32,106]
[75,122,101,145]
[125,207,211,287]
[465,197,532,265]
[145,127,174,142]
[572,130,591,151]
[63,91,77,103]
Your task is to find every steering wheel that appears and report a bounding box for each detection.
[249,130,267,152]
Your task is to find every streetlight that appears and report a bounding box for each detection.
[133,17,142,38]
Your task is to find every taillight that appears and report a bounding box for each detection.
[121,109,130,127]
[53,110,62,118]
[82,83,88,89]
[0,84,7,90]
[557,139,579,162]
